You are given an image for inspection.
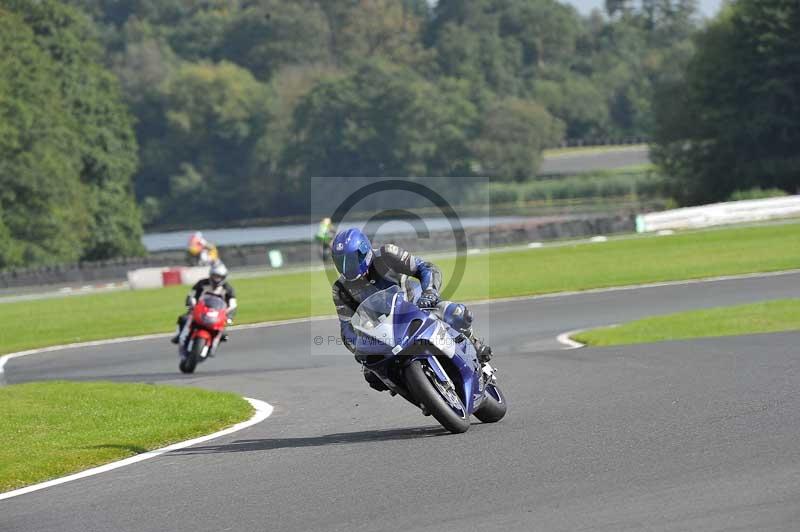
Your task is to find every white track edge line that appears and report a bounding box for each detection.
[556,330,586,349]
[0,397,273,501]
[2,269,799,374]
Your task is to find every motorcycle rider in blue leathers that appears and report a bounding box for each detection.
[330,228,492,391]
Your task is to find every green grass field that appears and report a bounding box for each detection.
[542,144,647,157]
[574,299,800,346]
[486,167,664,206]
[0,381,252,492]
[1,222,799,355]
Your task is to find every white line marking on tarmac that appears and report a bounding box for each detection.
[0,397,273,501]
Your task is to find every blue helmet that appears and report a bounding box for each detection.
[331,228,373,281]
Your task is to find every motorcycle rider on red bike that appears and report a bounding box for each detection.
[171,261,237,345]
[330,228,493,392]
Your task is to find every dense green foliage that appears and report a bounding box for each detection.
[60,0,699,227]
[7,0,798,265]
[10,0,797,263]
[652,0,800,205]
[0,1,143,268]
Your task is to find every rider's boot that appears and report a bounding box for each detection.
[364,369,389,392]
[170,325,180,344]
[466,329,493,364]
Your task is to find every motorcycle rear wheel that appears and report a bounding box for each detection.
[405,360,470,434]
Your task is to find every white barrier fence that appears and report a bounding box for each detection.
[127,266,208,290]
[636,195,800,233]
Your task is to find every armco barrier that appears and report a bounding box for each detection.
[180,266,208,286]
[636,195,800,232]
[1,255,184,290]
[127,268,164,290]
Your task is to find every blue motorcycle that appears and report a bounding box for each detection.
[351,284,507,433]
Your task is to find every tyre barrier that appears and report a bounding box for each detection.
[127,266,208,290]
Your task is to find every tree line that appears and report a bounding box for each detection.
[1,0,796,268]
[0,0,143,267]
[64,0,700,228]
[651,0,800,204]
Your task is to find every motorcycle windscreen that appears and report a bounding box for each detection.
[351,288,403,347]
[200,295,226,309]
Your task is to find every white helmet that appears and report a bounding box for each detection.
[209,261,228,287]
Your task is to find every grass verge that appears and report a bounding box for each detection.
[542,144,647,157]
[1,222,799,355]
[0,381,252,493]
[486,168,664,206]
[573,299,800,346]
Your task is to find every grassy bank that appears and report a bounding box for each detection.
[485,167,665,207]
[0,382,252,492]
[1,222,799,355]
[573,299,800,346]
[542,144,647,157]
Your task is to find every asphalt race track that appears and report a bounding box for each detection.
[3,272,800,531]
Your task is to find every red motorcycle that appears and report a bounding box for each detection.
[179,294,229,374]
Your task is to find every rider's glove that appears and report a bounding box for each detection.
[418,288,440,309]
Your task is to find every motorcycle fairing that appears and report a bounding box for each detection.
[355,287,485,415]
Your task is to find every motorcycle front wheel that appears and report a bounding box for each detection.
[473,381,507,423]
[405,360,470,434]
[179,337,204,374]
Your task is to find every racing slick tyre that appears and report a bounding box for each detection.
[179,338,204,374]
[473,382,507,423]
[405,360,470,434]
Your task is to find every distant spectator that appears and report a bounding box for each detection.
[187,232,219,266]
[315,217,336,261]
